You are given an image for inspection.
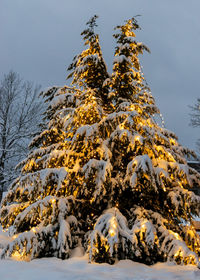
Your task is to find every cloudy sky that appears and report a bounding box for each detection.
[1,0,200,151]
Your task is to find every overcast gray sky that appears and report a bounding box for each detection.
[0,0,200,151]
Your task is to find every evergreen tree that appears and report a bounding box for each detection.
[107,17,150,101]
[67,15,109,101]
[1,17,200,266]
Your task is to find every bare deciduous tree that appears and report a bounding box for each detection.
[190,98,200,127]
[0,71,43,201]
[189,99,200,155]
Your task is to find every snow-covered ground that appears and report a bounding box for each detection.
[0,228,200,280]
[0,255,200,280]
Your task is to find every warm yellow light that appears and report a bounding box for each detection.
[73,190,78,197]
[32,227,36,233]
[12,251,22,260]
[174,250,183,259]
[51,198,56,204]
[119,124,124,130]
[170,138,176,145]
[13,234,18,239]
[178,182,183,188]
[135,135,140,142]
[104,244,109,251]
[173,232,181,240]
[109,229,116,237]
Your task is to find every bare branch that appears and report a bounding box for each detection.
[0,71,43,191]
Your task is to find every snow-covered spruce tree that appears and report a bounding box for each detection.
[1,16,200,266]
[67,15,109,102]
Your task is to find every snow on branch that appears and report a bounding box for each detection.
[89,207,200,265]
[125,155,157,191]
[82,159,112,200]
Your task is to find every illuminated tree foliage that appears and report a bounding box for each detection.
[1,16,200,266]
[67,15,109,101]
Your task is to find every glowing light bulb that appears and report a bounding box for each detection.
[135,136,140,141]
[12,251,22,260]
[32,227,36,233]
[109,229,115,237]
